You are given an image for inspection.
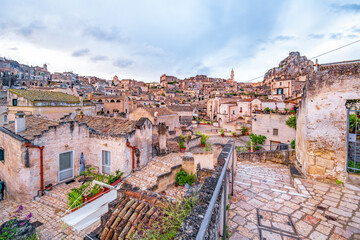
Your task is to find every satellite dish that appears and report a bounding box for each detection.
[70,111,76,120]
[154,111,159,117]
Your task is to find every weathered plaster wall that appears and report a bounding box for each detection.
[0,132,28,202]
[296,65,360,181]
[252,113,296,150]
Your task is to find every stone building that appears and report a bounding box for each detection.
[7,89,94,121]
[0,114,152,202]
[296,61,360,182]
[129,107,180,132]
[90,95,135,117]
[168,105,197,125]
[264,52,314,101]
[252,113,296,150]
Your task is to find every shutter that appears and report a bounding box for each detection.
[0,149,4,161]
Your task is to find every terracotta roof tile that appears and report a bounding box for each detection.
[3,115,59,140]
[168,105,194,112]
[140,106,176,116]
[77,116,136,135]
[98,189,168,240]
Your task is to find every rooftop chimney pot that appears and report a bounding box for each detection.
[15,111,26,134]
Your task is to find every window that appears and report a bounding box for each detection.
[276,88,284,95]
[280,82,282,86]
[102,150,111,174]
[12,99,17,106]
[273,128,278,136]
[0,148,4,162]
[240,107,242,113]
[232,110,235,114]
[4,115,7,124]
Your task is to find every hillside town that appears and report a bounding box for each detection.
[1,1,360,239]
[0,50,360,240]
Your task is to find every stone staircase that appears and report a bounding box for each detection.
[36,180,83,213]
[124,153,183,190]
[235,161,309,197]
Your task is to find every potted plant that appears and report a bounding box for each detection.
[180,139,186,153]
[232,131,237,137]
[241,126,248,136]
[45,183,53,191]
[200,134,209,147]
[220,129,225,137]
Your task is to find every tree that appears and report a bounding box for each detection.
[246,133,267,151]
[286,116,297,129]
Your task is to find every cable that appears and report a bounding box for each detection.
[240,38,360,83]
[310,39,360,60]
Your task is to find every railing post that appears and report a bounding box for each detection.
[231,145,234,196]
[222,171,227,240]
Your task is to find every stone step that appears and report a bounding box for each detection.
[37,195,68,212]
[45,192,68,204]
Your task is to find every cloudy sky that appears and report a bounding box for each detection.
[0,1,360,82]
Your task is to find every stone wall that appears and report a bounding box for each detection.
[296,63,360,181]
[0,129,28,202]
[187,135,201,149]
[175,141,235,239]
[237,150,295,165]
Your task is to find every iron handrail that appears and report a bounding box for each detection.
[196,142,235,240]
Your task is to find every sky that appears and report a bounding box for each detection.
[0,0,360,83]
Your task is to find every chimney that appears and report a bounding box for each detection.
[15,111,26,134]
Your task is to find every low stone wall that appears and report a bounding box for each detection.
[187,135,201,149]
[175,141,234,239]
[148,164,182,192]
[237,149,295,165]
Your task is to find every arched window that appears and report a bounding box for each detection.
[105,100,109,103]
[116,100,120,103]
[110,100,115,103]
[98,99,103,102]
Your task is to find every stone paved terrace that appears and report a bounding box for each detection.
[123,152,183,190]
[229,161,360,239]
[0,179,87,240]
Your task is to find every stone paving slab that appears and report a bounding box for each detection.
[229,161,360,240]
[0,179,93,240]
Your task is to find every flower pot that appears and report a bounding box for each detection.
[201,143,205,147]
[180,148,186,153]
[45,184,53,191]
[245,132,249,136]
[221,134,224,137]
[111,178,122,186]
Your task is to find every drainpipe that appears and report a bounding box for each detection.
[126,141,136,172]
[25,143,45,196]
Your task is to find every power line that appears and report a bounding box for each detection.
[310,39,360,60]
[241,38,360,83]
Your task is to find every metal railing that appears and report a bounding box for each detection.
[196,141,235,240]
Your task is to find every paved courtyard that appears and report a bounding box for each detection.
[0,180,86,240]
[229,161,360,239]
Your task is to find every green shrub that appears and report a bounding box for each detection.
[264,107,271,113]
[200,134,209,145]
[176,169,197,186]
[231,131,236,136]
[286,115,297,129]
[139,196,197,239]
[220,129,225,135]
[291,139,295,149]
[246,133,267,151]
[179,139,186,149]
